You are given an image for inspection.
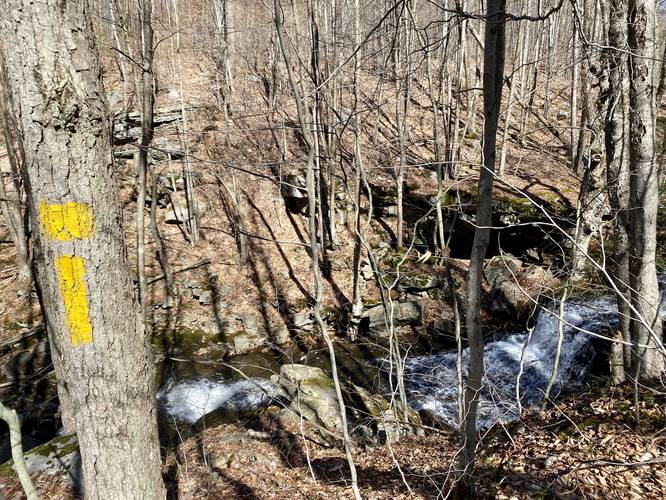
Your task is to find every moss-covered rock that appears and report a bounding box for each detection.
[270,364,342,436]
[0,433,80,490]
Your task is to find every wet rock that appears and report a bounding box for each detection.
[484,254,556,320]
[489,280,529,318]
[484,253,523,287]
[212,314,264,355]
[270,364,342,435]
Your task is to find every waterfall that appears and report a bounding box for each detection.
[403,285,666,428]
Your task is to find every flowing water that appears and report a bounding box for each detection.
[158,282,666,430]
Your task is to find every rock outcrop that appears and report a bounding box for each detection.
[270,364,343,436]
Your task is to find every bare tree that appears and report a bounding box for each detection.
[460,0,506,494]
[0,1,165,497]
[627,0,666,378]
[0,64,30,279]
[273,1,361,498]
[603,0,631,383]
[135,0,155,319]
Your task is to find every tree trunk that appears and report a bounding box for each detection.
[604,0,632,382]
[136,0,155,320]
[0,2,166,498]
[570,25,579,169]
[460,0,506,495]
[627,0,666,378]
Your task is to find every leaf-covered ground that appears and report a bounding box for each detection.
[4,382,663,499]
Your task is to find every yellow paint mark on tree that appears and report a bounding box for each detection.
[40,202,94,241]
[55,255,93,346]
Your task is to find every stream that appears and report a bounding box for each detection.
[157,278,666,431]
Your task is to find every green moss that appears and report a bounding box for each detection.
[557,416,603,440]
[151,326,212,352]
[221,330,243,343]
[301,375,335,390]
[289,298,311,312]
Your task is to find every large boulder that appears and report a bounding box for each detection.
[484,253,523,287]
[218,314,265,355]
[270,364,342,435]
[484,254,556,320]
[365,300,423,335]
[0,434,81,494]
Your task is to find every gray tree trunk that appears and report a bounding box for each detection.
[627,0,666,378]
[604,0,632,383]
[460,0,506,495]
[136,0,155,320]
[0,1,166,498]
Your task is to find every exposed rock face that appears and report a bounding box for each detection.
[365,300,423,335]
[218,314,265,355]
[270,364,343,435]
[485,254,529,318]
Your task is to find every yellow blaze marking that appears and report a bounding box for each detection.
[40,202,94,241]
[55,255,93,346]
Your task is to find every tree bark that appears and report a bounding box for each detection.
[136,0,155,320]
[0,2,165,498]
[627,0,666,378]
[604,0,632,383]
[460,0,506,495]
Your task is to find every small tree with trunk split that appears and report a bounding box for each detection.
[0,1,165,498]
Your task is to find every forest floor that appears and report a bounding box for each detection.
[1,381,664,499]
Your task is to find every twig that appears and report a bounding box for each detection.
[0,328,45,352]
